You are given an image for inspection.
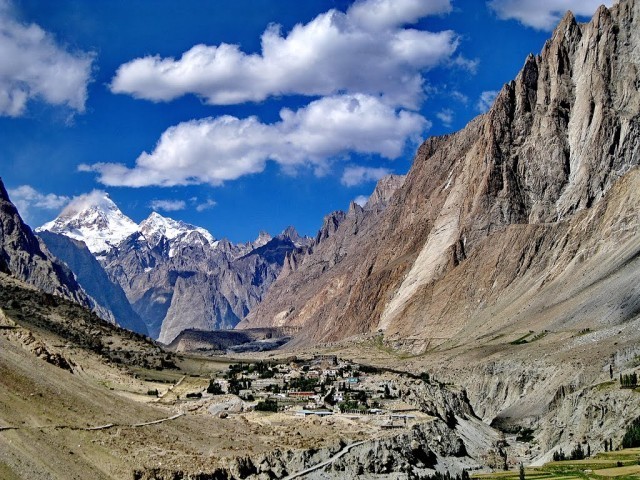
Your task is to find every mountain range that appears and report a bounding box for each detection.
[36,192,312,341]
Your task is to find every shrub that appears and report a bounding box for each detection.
[516,428,535,443]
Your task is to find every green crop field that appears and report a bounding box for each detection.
[472,448,640,479]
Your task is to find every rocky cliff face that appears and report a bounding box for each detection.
[37,231,148,335]
[0,178,91,308]
[239,174,405,331]
[244,0,640,351]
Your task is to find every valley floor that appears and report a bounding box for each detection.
[2,271,640,479]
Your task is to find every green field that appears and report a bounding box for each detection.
[473,448,640,479]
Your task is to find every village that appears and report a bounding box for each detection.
[171,355,428,429]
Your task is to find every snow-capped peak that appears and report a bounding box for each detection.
[37,190,138,254]
[139,211,217,254]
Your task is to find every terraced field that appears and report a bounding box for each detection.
[473,448,640,479]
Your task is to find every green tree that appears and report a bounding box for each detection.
[255,399,278,412]
[570,444,585,460]
[384,384,392,399]
[207,380,224,395]
[553,448,566,461]
[623,416,640,448]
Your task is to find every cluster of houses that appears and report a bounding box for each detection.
[210,355,403,416]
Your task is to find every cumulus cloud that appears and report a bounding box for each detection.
[0,1,93,116]
[80,94,428,187]
[110,0,460,108]
[7,185,70,221]
[341,166,392,187]
[150,199,186,212]
[477,90,499,113]
[436,108,454,127]
[353,195,370,207]
[487,0,613,30]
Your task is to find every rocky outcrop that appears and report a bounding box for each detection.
[364,174,405,211]
[0,178,91,308]
[244,0,640,352]
[37,231,148,335]
[166,326,298,353]
[134,419,471,480]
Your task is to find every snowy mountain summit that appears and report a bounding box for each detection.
[38,192,220,257]
[37,191,138,255]
[139,212,218,255]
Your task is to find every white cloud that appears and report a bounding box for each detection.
[348,0,451,30]
[0,1,93,116]
[8,185,70,221]
[341,166,392,187]
[150,199,186,212]
[110,0,460,108]
[194,199,217,212]
[353,195,369,207]
[477,90,499,113]
[487,0,613,30]
[436,108,454,127]
[59,190,114,217]
[80,94,428,187]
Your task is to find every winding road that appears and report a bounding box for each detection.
[282,440,367,479]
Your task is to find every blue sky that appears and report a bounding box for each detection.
[1,0,611,242]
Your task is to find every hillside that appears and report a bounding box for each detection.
[37,230,148,335]
[0,178,91,308]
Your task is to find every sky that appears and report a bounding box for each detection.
[0,0,613,243]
